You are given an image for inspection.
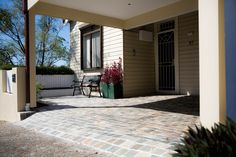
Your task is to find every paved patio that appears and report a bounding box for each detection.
[0,121,109,157]
[16,95,199,157]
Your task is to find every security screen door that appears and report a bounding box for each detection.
[158,31,175,90]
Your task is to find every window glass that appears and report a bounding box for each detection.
[81,25,102,70]
[92,31,101,68]
[83,35,91,69]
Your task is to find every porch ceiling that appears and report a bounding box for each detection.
[39,0,181,20]
[28,0,198,29]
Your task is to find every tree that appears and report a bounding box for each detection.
[0,0,25,65]
[35,16,70,67]
[0,45,15,65]
[0,0,70,67]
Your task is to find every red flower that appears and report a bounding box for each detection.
[101,58,122,84]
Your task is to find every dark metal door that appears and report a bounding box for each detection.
[158,31,175,90]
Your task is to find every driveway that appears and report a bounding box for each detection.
[0,121,111,157]
[16,95,199,157]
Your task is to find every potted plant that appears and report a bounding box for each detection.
[101,58,123,99]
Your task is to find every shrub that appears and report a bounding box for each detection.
[173,119,236,157]
[36,66,74,75]
[101,58,122,85]
[0,64,14,70]
[0,65,25,70]
[36,83,43,99]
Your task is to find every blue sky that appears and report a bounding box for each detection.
[0,0,13,10]
[0,0,10,6]
[0,0,70,66]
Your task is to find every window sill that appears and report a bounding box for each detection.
[83,67,103,72]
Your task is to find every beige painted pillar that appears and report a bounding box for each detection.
[199,0,226,128]
[29,10,36,107]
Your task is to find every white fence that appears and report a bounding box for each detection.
[36,75,75,98]
[36,75,75,89]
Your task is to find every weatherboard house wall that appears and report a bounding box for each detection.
[69,21,124,73]
[70,11,199,97]
[69,21,156,97]
[10,0,229,127]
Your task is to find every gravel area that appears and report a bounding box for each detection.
[0,121,112,157]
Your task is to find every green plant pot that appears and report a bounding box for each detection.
[101,83,123,99]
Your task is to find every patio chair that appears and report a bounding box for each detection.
[72,74,102,98]
[71,79,83,96]
[80,74,102,98]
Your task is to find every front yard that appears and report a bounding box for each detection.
[0,121,110,157]
[17,95,199,157]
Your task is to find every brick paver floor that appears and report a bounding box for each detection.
[16,95,199,157]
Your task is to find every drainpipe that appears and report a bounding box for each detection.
[23,0,30,110]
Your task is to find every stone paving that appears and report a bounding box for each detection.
[16,95,200,157]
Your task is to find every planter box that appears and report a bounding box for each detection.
[101,83,123,99]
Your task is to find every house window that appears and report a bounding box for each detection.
[81,25,103,70]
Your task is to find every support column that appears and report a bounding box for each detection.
[23,0,30,105]
[29,10,36,107]
[199,0,226,128]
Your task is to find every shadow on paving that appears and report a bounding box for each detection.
[36,96,199,116]
[133,96,199,116]
[35,102,77,111]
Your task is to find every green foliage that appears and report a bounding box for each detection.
[36,66,74,75]
[0,0,25,65]
[0,64,24,70]
[173,119,236,157]
[36,16,70,66]
[0,64,14,70]
[36,83,43,99]
[0,46,16,65]
[0,0,70,66]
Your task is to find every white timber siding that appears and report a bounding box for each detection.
[178,11,199,95]
[123,31,155,97]
[70,22,82,78]
[103,26,124,67]
[69,22,124,85]
[70,11,199,97]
